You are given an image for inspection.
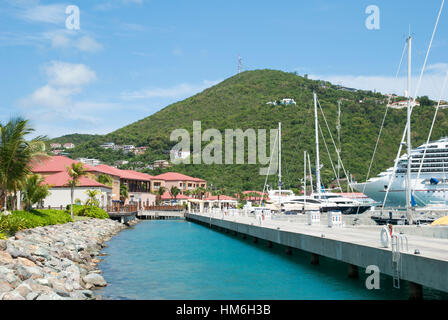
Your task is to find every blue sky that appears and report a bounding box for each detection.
[1,0,447,138]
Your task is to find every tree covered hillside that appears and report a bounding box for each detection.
[51,69,447,194]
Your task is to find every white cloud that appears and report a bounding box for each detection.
[44,61,97,87]
[75,35,103,52]
[121,80,220,100]
[12,1,67,25]
[94,0,143,11]
[47,31,103,53]
[20,61,96,111]
[309,63,448,100]
[24,85,78,109]
[172,48,183,56]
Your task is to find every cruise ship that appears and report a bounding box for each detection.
[353,137,448,207]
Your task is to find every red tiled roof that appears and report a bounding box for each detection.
[153,172,206,182]
[31,156,94,173]
[122,170,154,181]
[160,191,190,200]
[90,165,153,182]
[91,164,123,177]
[43,171,110,188]
[204,195,237,201]
[242,191,266,195]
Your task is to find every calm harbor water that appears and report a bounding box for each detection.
[97,220,447,300]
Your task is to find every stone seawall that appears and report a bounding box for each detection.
[0,218,132,300]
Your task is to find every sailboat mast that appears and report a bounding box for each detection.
[337,100,341,181]
[308,153,314,195]
[314,92,322,197]
[278,122,282,207]
[304,151,307,208]
[406,35,413,220]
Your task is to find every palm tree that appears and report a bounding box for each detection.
[21,174,51,211]
[0,117,47,211]
[212,187,227,208]
[96,174,113,187]
[156,186,166,205]
[85,189,100,207]
[120,184,129,203]
[195,187,206,200]
[183,189,192,198]
[67,163,88,219]
[169,186,180,205]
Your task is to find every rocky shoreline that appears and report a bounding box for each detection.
[0,218,136,300]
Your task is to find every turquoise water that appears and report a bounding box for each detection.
[97,220,447,300]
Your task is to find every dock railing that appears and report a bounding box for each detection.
[143,205,184,211]
[107,204,138,213]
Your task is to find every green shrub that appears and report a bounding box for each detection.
[0,232,7,240]
[82,206,109,219]
[65,204,109,219]
[0,209,72,234]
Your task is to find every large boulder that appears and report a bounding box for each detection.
[0,250,14,265]
[83,273,107,287]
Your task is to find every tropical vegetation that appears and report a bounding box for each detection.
[0,209,72,237]
[48,70,445,194]
[66,162,88,219]
[21,174,51,211]
[0,117,47,211]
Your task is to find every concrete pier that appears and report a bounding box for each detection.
[138,210,185,220]
[186,212,448,296]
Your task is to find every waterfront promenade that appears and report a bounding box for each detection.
[186,211,448,298]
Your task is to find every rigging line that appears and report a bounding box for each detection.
[316,97,354,193]
[356,41,408,214]
[381,125,408,210]
[260,128,279,206]
[319,122,343,192]
[283,103,312,188]
[384,1,444,209]
[413,70,448,190]
[411,0,445,106]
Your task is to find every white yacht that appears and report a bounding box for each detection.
[283,194,371,214]
[354,137,448,207]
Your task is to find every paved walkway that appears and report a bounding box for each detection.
[195,212,448,262]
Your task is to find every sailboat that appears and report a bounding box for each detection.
[287,92,371,215]
[264,122,297,211]
[264,95,370,214]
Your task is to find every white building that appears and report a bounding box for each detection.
[77,158,101,166]
[30,156,111,209]
[100,142,115,149]
[170,150,191,160]
[63,143,75,149]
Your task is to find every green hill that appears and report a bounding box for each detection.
[53,69,446,193]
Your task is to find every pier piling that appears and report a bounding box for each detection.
[409,282,423,300]
[311,253,319,265]
[185,212,448,295]
[348,264,359,279]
